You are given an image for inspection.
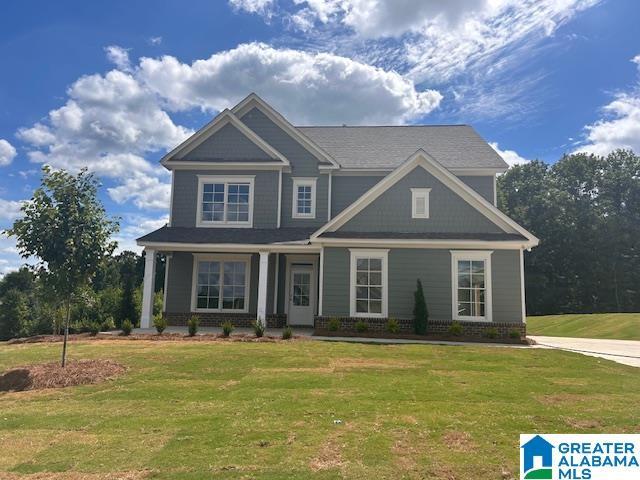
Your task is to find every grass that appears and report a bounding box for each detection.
[527,313,640,340]
[0,339,639,479]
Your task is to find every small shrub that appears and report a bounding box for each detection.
[327,317,340,331]
[101,316,116,332]
[355,319,368,333]
[188,315,200,336]
[252,320,265,338]
[153,313,167,334]
[221,320,234,337]
[509,329,521,340]
[121,319,133,336]
[282,326,293,340]
[413,279,429,335]
[448,321,463,337]
[386,318,400,334]
[483,327,498,339]
[88,322,101,336]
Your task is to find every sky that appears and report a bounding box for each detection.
[0,0,639,275]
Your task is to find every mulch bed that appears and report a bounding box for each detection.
[0,359,126,393]
[314,330,533,345]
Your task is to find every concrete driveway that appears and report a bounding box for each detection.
[530,336,640,368]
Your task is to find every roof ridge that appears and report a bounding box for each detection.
[296,124,470,128]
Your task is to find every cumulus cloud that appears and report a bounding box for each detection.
[107,172,171,210]
[229,0,275,16]
[0,198,23,221]
[489,142,530,167]
[0,139,17,166]
[105,45,132,72]
[114,214,169,253]
[138,42,442,124]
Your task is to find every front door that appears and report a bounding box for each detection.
[288,265,315,326]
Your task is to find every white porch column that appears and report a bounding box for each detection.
[257,251,270,326]
[140,249,156,329]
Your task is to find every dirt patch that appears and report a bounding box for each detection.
[426,464,458,480]
[392,429,418,472]
[563,417,602,429]
[309,431,345,472]
[442,431,475,452]
[330,357,415,370]
[536,393,586,405]
[0,471,150,479]
[218,379,240,390]
[0,360,126,393]
[6,333,307,345]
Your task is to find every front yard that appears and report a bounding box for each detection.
[527,313,640,340]
[0,338,639,479]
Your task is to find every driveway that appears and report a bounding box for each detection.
[530,336,640,368]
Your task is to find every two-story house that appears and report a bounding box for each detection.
[137,93,538,337]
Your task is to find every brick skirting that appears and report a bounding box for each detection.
[314,316,413,333]
[165,312,287,328]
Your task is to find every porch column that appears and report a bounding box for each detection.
[140,249,156,329]
[257,251,270,327]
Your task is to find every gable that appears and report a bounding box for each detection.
[338,165,503,234]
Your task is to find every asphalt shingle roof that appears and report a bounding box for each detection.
[137,226,317,244]
[297,125,508,170]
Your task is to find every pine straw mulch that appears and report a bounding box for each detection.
[0,359,126,393]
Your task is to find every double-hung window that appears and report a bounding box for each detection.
[197,176,254,227]
[192,255,250,312]
[451,251,492,321]
[350,249,388,317]
[292,177,317,219]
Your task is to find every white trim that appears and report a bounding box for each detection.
[162,254,171,313]
[272,252,280,314]
[493,174,497,207]
[257,251,269,325]
[190,253,252,313]
[450,250,493,323]
[164,161,288,171]
[324,167,507,176]
[349,248,389,318]
[161,109,290,166]
[520,249,526,323]
[311,149,539,248]
[327,171,332,221]
[292,177,317,219]
[168,171,175,226]
[410,188,431,219]
[277,169,283,228]
[195,175,255,228]
[231,93,340,169]
[136,241,321,253]
[313,238,532,249]
[283,254,319,317]
[318,247,324,316]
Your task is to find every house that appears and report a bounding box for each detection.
[136,93,539,337]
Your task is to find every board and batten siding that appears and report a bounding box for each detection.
[321,247,523,323]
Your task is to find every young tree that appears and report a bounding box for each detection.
[413,279,429,335]
[5,167,119,366]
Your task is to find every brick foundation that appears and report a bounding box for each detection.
[314,316,413,333]
[165,312,287,329]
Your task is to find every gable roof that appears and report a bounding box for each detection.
[298,125,508,171]
[161,109,289,168]
[311,149,539,248]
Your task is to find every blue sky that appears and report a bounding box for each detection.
[0,0,639,273]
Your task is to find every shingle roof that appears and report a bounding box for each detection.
[297,125,508,170]
[319,231,527,241]
[137,226,316,244]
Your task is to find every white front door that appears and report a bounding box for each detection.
[288,265,315,326]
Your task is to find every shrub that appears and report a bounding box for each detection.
[509,329,521,339]
[448,321,463,337]
[413,279,429,335]
[221,320,233,337]
[355,319,368,333]
[188,315,200,337]
[153,313,167,334]
[282,326,293,340]
[88,322,101,336]
[121,319,133,336]
[483,327,498,339]
[386,318,400,334]
[100,316,116,332]
[327,317,340,332]
[252,320,265,338]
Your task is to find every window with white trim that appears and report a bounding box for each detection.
[197,176,254,227]
[292,178,317,218]
[350,249,388,317]
[193,256,250,312]
[451,251,492,321]
[411,188,431,219]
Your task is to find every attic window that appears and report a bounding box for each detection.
[411,188,431,219]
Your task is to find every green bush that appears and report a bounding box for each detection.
[509,329,521,339]
[101,316,116,332]
[88,322,101,336]
[355,319,368,333]
[188,315,200,336]
[221,320,233,337]
[282,326,293,340]
[413,279,429,335]
[252,320,265,338]
[484,327,498,339]
[153,313,167,334]
[121,319,133,336]
[327,317,340,331]
[448,321,463,337]
[386,318,400,334]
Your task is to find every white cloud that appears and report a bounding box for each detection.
[0,198,23,222]
[107,172,171,210]
[489,142,530,167]
[0,234,28,277]
[229,0,275,16]
[113,214,169,253]
[148,36,163,46]
[105,45,132,72]
[0,139,17,166]
[138,42,442,124]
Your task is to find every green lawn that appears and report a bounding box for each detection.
[527,313,640,340]
[1,339,639,479]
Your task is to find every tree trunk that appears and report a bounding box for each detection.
[61,298,71,368]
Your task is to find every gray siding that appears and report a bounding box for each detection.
[321,247,523,323]
[178,123,273,161]
[459,175,495,204]
[171,169,279,228]
[339,166,503,234]
[330,175,384,217]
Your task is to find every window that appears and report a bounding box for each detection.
[292,178,317,219]
[192,255,250,312]
[450,251,492,322]
[197,176,254,227]
[411,188,431,219]
[349,249,388,317]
